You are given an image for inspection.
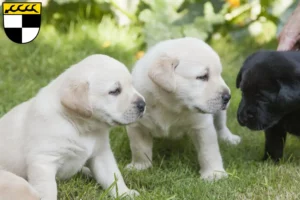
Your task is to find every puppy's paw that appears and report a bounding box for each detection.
[81,166,93,178]
[219,129,241,145]
[222,134,241,145]
[125,162,152,171]
[120,189,140,199]
[200,169,228,181]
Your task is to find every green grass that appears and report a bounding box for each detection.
[2,21,300,200]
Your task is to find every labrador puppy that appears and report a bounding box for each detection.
[0,54,145,199]
[0,170,40,200]
[236,50,300,161]
[126,37,241,181]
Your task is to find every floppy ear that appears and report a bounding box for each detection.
[277,79,300,112]
[236,51,260,88]
[148,55,179,93]
[60,81,93,118]
[236,69,243,88]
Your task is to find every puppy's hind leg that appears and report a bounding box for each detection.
[27,162,57,200]
[214,110,241,145]
[125,124,153,171]
[81,166,93,178]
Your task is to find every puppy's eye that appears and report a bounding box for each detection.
[196,74,209,81]
[109,88,121,96]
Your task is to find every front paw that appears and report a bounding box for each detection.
[125,162,152,171]
[220,130,241,145]
[200,169,228,181]
[120,189,140,199]
[263,153,281,163]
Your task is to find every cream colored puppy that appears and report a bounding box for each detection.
[126,37,240,181]
[0,170,39,200]
[0,55,145,199]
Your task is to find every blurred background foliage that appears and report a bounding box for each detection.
[1,0,298,52]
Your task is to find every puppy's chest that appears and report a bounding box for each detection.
[142,107,192,138]
[56,136,95,180]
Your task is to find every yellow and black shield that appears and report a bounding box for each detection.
[2,2,41,44]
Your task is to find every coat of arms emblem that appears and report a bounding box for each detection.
[3,2,41,44]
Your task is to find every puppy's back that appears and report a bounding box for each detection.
[0,100,31,177]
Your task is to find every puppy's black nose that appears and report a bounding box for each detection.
[222,93,231,104]
[136,100,146,113]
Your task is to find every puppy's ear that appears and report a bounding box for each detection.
[236,51,260,88]
[60,80,93,118]
[148,55,179,93]
[236,69,243,88]
[277,80,300,112]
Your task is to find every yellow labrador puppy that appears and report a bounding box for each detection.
[0,170,39,200]
[0,55,145,199]
[126,37,240,181]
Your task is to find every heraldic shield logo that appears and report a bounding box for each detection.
[2,2,41,44]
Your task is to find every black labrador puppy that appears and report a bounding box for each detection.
[236,50,300,162]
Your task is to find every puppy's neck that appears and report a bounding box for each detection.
[62,110,110,135]
[152,90,187,114]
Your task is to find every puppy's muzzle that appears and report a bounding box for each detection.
[238,109,255,126]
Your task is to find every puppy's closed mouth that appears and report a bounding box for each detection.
[194,106,205,114]
[112,120,123,126]
[221,104,227,110]
[138,112,144,118]
[244,122,269,131]
[113,114,144,126]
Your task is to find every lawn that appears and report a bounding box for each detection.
[1,22,300,200]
